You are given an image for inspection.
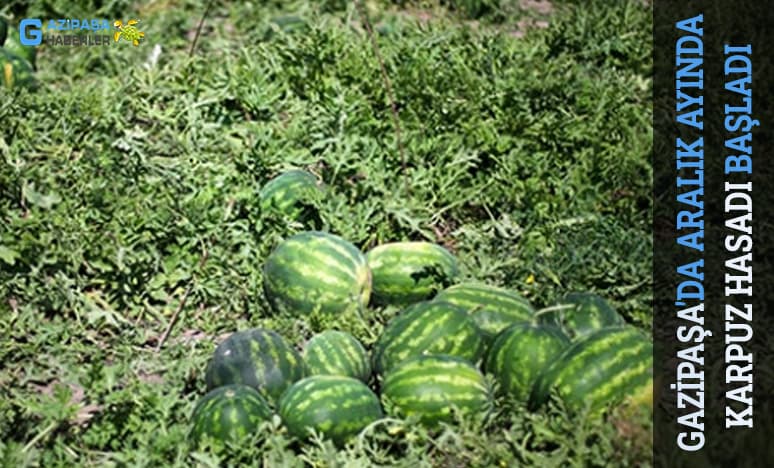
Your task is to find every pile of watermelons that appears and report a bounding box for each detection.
[0,18,37,90]
[189,170,653,449]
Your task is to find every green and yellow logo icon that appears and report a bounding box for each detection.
[113,19,144,46]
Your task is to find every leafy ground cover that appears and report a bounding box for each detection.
[0,0,653,465]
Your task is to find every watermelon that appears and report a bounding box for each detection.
[381,354,492,425]
[279,375,383,445]
[259,169,324,220]
[205,329,307,404]
[189,384,272,446]
[3,25,36,69]
[625,377,654,410]
[303,330,371,382]
[263,231,371,317]
[484,324,570,402]
[529,326,653,414]
[536,292,625,339]
[372,300,485,374]
[1,49,35,90]
[434,283,535,343]
[366,242,458,305]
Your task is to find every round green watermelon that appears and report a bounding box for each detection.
[4,25,36,69]
[279,375,383,445]
[1,49,35,90]
[263,231,372,317]
[381,354,492,425]
[189,384,272,447]
[303,330,371,382]
[529,326,653,414]
[259,169,324,220]
[484,324,570,402]
[205,329,307,404]
[434,283,535,343]
[372,300,485,375]
[366,241,458,306]
[536,292,625,340]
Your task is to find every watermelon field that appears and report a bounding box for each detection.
[0,0,653,466]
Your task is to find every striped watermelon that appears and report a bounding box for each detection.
[434,283,535,343]
[3,25,36,69]
[381,354,492,425]
[529,326,653,414]
[625,377,654,409]
[279,375,383,445]
[366,242,458,305]
[189,384,272,446]
[484,324,570,402]
[205,329,307,404]
[303,330,371,382]
[259,169,324,220]
[372,300,485,374]
[536,292,625,340]
[1,49,35,90]
[263,231,371,317]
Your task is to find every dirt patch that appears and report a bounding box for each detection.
[510,18,551,38]
[137,370,165,385]
[30,380,103,426]
[521,0,554,16]
[387,0,556,39]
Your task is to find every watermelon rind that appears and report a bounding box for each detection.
[279,375,383,445]
[1,49,35,90]
[529,326,653,414]
[263,231,372,317]
[189,384,273,446]
[303,330,372,382]
[536,292,625,340]
[434,283,535,343]
[381,354,492,425]
[3,25,36,68]
[485,323,570,402]
[259,169,324,220]
[372,300,485,375]
[205,328,307,404]
[366,241,458,306]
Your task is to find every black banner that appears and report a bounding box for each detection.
[653,0,774,466]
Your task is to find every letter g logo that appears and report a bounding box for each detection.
[20,19,42,46]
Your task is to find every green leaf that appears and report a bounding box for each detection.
[0,245,20,265]
[23,184,62,209]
